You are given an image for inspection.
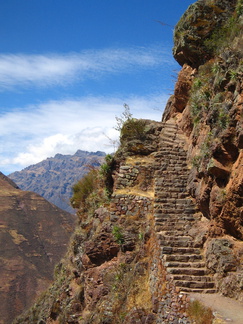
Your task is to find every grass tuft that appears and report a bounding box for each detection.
[187,299,214,324]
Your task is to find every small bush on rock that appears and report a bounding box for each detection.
[120,118,147,141]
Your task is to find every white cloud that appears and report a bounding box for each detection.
[0,94,167,174]
[0,46,172,89]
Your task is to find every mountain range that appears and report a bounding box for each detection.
[9,150,106,213]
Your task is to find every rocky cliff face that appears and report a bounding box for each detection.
[9,150,105,213]
[164,0,243,299]
[0,172,75,324]
[13,0,243,323]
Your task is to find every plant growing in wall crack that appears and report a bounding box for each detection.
[112,225,124,245]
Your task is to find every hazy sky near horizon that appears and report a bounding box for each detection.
[0,0,195,175]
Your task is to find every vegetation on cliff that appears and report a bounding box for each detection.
[13,0,243,323]
[164,0,243,300]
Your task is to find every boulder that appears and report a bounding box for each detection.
[173,0,237,67]
[206,238,237,273]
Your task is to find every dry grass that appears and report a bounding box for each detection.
[114,187,154,198]
[187,299,214,324]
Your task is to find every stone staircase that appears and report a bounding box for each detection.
[153,121,215,293]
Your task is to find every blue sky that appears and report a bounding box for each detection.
[0,0,195,175]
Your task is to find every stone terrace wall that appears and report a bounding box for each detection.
[110,194,153,220]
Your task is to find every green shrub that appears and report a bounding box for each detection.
[218,108,230,129]
[204,11,242,56]
[115,103,147,142]
[191,155,202,170]
[236,0,243,16]
[99,154,114,197]
[229,69,238,81]
[201,131,214,159]
[120,118,147,141]
[70,168,98,210]
[112,226,124,245]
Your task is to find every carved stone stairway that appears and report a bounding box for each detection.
[154,121,215,293]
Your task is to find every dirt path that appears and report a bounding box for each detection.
[189,293,243,324]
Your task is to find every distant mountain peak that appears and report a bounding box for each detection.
[74,149,106,157]
[9,150,106,213]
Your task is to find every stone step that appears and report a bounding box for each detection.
[155,176,188,182]
[174,280,215,289]
[155,215,196,223]
[156,228,190,235]
[156,225,192,233]
[155,159,188,165]
[158,154,187,160]
[172,274,213,282]
[155,211,196,218]
[164,254,203,263]
[155,177,188,182]
[155,176,189,183]
[159,239,194,248]
[160,136,177,143]
[154,203,186,209]
[155,193,188,200]
[154,198,195,205]
[176,288,217,294]
[162,230,189,236]
[161,122,178,128]
[164,166,188,172]
[154,215,195,222]
[161,247,201,255]
[155,189,188,195]
[154,213,187,221]
[155,183,188,189]
[157,224,191,231]
[155,169,189,175]
[155,188,188,195]
[165,261,205,268]
[154,202,194,213]
[154,205,194,211]
[156,161,188,167]
[157,227,187,233]
[154,205,196,213]
[155,153,187,159]
[158,234,192,241]
[154,207,196,216]
[167,268,209,276]
[155,179,188,186]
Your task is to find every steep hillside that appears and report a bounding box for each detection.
[163,0,243,297]
[0,172,75,324]
[9,150,105,213]
[14,0,243,323]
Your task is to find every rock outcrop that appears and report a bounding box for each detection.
[173,0,238,67]
[165,0,243,300]
[0,172,75,324]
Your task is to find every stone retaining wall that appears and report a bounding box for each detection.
[110,194,153,219]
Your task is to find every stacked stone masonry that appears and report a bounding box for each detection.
[110,194,153,219]
[112,119,215,297]
[154,121,215,293]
